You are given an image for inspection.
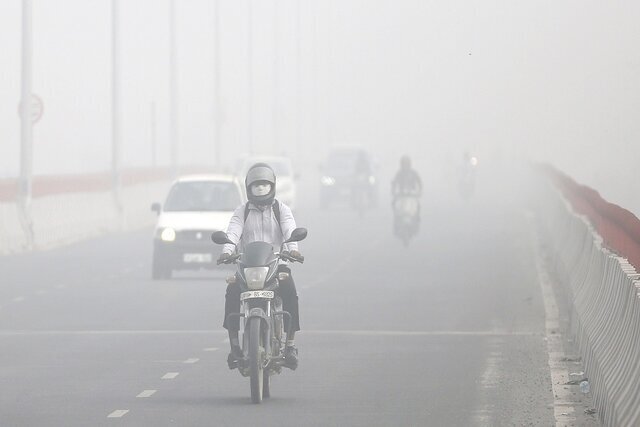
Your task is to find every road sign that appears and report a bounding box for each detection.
[18,94,44,123]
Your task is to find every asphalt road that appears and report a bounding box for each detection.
[0,172,598,426]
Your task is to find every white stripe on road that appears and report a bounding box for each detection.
[162,372,179,379]
[0,330,227,336]
[107,410,129,418]
[12,296,25,303]
[35,290,47,296]
[0,329,539,337]
[184,358,200,364]
[137,390,157,398]
[528,212,577,425]
[303,330,541,337]
[203,347,219,352]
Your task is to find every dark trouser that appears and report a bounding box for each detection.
[223,265,300,333]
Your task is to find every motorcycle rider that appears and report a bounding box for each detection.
[218,163,302,370]
[391,155,422,201]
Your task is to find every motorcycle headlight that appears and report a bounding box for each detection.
[160,227,176,242]
[368,176,376,185]
[321,176,335,186]
[244,267,269,290]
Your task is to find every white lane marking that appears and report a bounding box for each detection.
[203,347,219,352]
[55,284,67,289]
[0,329,539,337]
[137,390,157,398]
[107,410,129,418]
[184,358,200,364]
[0,330,227,336]
[303,330,541,337]
[528,213,577,425]
[162,372,179,379]
[35,290,47,296]
[12,296,25,303]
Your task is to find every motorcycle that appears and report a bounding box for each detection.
[211,228,307,404]
[393,190,420,246]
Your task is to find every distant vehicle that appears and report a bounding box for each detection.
[150,174,244,280]
[237,156,297,209]
[319,146,378,208]
[458,153,478,200]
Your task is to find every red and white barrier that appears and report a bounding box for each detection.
[537,165,640,426]
[0,169,180,254]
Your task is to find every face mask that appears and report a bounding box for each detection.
[251,183,271,197]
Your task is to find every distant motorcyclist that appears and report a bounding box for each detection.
[391,155,422,200]
[217,163,302,370]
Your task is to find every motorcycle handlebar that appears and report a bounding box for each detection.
[217,253,241,265]
[279,252,305,264]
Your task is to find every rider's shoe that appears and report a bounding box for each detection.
[227,345,243,370]
[283,345,298,370]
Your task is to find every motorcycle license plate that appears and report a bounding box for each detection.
[240,291,275,301]
[183,253,212,263]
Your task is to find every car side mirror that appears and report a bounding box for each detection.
[151,202,161,215]
[285,227,307,243]
[212,231,235,245]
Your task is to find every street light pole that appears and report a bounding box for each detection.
[247,0,253,155]
[19,0,35,248]
[213,0,221,169]
[272,0,279,154]
[170,0,179,177]
[111,0,123,222]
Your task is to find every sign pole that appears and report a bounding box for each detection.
[19,0,34,248]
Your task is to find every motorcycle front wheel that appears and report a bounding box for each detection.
[248,317,264,403]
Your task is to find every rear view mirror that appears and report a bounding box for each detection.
[212,231,234,245]
[151,202,161,215]
[285,228,307,243]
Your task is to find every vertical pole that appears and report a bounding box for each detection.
[247,0,253,155]
[213,0,221,169]
[111,0,123,222]
[272,0,278,154]
[169,0,179,176]
[19,0,34,248]
[295,0,301,161]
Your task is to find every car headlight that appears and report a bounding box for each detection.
[160,227,176,242]
[321,176,335,186]
[244,267,269,290]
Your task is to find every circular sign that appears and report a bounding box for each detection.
[17,94,44,123]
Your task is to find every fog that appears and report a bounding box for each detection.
[1,0,640,213]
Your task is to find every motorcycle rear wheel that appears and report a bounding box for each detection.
[249,317,264,403]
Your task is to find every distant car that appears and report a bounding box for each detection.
[319,146,378,207]
[150,174,244,279]
[236,155,297,209]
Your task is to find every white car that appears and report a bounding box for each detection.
[237,156,297,209]
[150,174,244,279]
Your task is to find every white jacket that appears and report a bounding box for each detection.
[222,200,299,256]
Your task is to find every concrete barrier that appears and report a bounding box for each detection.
[0,169,178,255]
[537,166,640,426]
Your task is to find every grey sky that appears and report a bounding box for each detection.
[1,0,639,213]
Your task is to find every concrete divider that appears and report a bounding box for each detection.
[536,166,640,426]
[0,169,184,255]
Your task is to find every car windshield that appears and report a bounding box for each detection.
[164,181,240,212]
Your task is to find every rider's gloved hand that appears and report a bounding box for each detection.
[218,252,231,264]
[289,250,302,260]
